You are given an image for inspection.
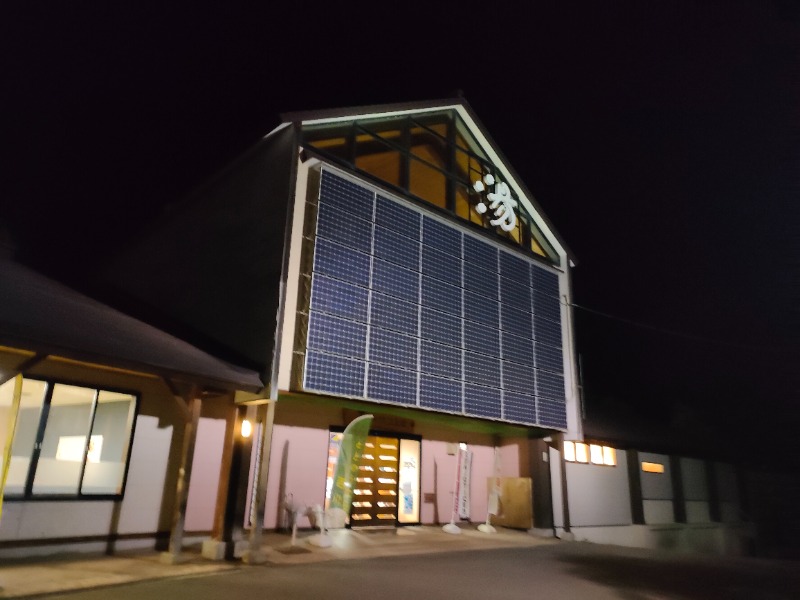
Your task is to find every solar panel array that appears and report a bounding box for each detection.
[303,169,568,429]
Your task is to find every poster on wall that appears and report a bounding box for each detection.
[398,438,420,524]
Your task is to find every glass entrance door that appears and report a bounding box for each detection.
[351,435,399,526]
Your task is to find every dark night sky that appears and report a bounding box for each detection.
[4,2,799,464]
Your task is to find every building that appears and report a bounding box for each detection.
[1,98,750,559]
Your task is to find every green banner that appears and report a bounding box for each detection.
[0,375,23,523]
[329,414,373,515]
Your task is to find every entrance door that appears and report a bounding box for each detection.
[350,435,399,526]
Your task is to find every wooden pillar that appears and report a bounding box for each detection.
[242,400,275,564]
[529,438,554,530]
[161,393,202,564]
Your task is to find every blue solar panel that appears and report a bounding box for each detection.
[531,265,559,298]
[464,320,500,358]
[421,276,461,315]
[536,370,566,400]
[313,239,370,287]
[503,391,537,425]
[535,341,564,374]
[465,384,501,419]
[307,312,367,358]
[537,397,567,429]
[367,364,417,405]
[502,360,536,394]
[309,275,369,322]
[420,375,462,413]
[500,303,532,337]
[464,291,499,327]
[422,216,461,256]
[368,327,417,370]
[464,352,501,388]
[305,169,567,430]
[422,244,461,286]
[374,225,420,271]
[320,170,374,219]
[370,292,418,336]
[533,290,561,322]
[420,340,462,379]
[533,314,562,348]
[376,195,420,239]
[500,276,532,311]
[420,307,461,347]
[463,235,498,272]
[499,251,530,285]
[501,331,534,366]
[316,202,373,253]
[463,263,499,300]
[305,351,365,397]
[372,258,418,302]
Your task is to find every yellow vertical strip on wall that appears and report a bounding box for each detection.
[0,374,23,523]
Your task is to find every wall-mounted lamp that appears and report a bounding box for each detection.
[241,419,253,438]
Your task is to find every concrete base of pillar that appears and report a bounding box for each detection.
[233,540,249,558]
[201,539,228,561]
[159,551,191,565]
[241,549,269,564]
[557,531,576,541]
[528,528,556,538]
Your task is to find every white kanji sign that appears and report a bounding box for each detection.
[473,174,518,232]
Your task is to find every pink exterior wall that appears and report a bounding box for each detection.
[184,417,226,532]
[262,423,329,529]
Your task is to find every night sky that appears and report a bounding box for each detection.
[5,3,799,465]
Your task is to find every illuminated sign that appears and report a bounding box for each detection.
[473,174,518,232]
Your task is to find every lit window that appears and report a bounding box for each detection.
[641,462,665,474]
[1,377,137,499]
[563,441,575,462]
[563,441,617,467]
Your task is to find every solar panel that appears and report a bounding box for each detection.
[372,258,418,302]
[316,202,373,252]
[367,364,417,405]
[320,170,374,218]
[373,225,420,271]
[420,340,462,379]
[420,374,462,413]
[422,216,461,255]
[465,384,501,419]
[370,292,418,336]
[313,238,371,287]
[305,351,365,397]
[309,275,369,322]
[307,312,367,358]
[368,326,417,370]
[422,244,461,285]
[303,168,568,430]
[464,319,500,358]
[420,306,462,347]
[376,195,420,239]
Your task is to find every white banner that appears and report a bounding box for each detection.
[457,448,472,519]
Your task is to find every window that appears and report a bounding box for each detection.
[564,441,617,466]
[302,111,560,264]
[641,461,665,474]
[1,377,137,499]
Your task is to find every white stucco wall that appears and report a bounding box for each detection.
[565,450,632,527]
[184,417,226,532]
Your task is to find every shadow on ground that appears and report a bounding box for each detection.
[555,544,800,600]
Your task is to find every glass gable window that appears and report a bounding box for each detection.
[302,110,559,264]
[0,377,137,499]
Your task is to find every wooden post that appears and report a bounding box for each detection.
[161,393,202,564]
[242,400,275,564]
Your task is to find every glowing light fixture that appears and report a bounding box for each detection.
[241,419,253,438]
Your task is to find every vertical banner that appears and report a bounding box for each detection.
[329,414,373,518]
[457,446,473,519]
[487,447,502,516]
[0,375,23,523]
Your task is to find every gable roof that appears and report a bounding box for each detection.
[0,259,264,391]
[281,97,576,264]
